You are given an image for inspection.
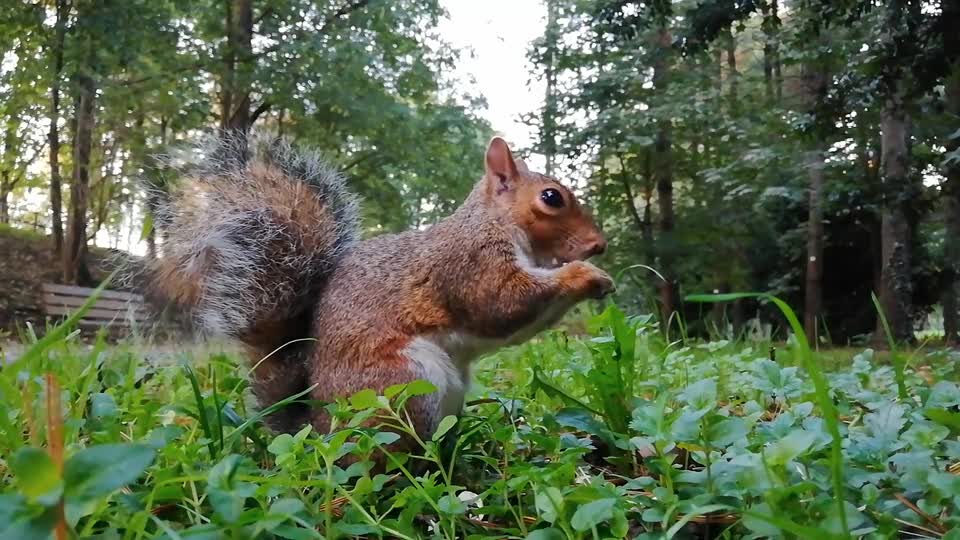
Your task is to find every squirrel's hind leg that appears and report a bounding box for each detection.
[306,349,454,473]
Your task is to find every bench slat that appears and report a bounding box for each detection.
[42,293,149,313]
[74,319,158,328]
[41,283,144,303]
[45,306,153,322]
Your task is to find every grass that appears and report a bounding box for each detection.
[1,301,959,539]
[0,222,45,242]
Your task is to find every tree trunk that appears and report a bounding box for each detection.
[542,0,558,176]
[714,46,722,100]
[725,27,738,113]
[618,157,643,232]
[760,0,781,103]
[875,91,914,343]
[641,148,654,264]
[221,0,253,132]
[1,129,13,224]
[147,116,170,260]
[800,50,829,342]
[0,174,9,224]
[48,0,68,255]
[771,0,782,102]
[653,26,677,324]
[760,2,772,101]
[943,66,960,345]
[804,150,825,342]
[63,74,96,285]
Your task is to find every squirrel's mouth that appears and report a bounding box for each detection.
[537,256,572,270]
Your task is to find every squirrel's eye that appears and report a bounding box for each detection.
[540,188,565,209]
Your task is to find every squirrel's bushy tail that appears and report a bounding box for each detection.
[150,131,359,432]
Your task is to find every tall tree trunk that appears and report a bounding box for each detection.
[941,0,960,344]
[875,89,914,343]
[771,0,782,102]
[760,2,773,101]
[63,74,95,285]
[147,116,170,260]
[641,148,654,264]
[724,27,738,113]
[714,46,722,100]
[0,174,10,224]
[942,66,960,345]
[653,26,677,324]
[800,48,829,342]
[48,0,68,255]
[617,156,643,232]
[222,0,253,132]
[760,0,781,103]
[804,150,825,342]
[1,129,13,224]
[542,0,559,176]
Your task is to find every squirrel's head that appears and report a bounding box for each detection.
[482,136,606,269]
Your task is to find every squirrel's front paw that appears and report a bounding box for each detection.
[564,261,615,299]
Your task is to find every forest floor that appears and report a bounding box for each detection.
[1,304,958,539]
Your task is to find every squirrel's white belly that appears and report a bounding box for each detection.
[401,306,574,427]
[402,336,471,423]
[401,332,508,425]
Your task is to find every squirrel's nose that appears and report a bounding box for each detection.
[585,237,606,257]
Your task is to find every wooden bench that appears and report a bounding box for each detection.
[41,283,153,331]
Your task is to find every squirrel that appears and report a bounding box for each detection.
[150,131,614,452]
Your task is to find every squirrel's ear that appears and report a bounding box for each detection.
[485,137,520,194]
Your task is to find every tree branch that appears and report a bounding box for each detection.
[319,0,372,34]
[617,154,644,231]
[341,151,377,172]
[250,101,272,124]
[115,59,213,87]
[253,5,275,26]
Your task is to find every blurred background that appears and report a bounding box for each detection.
[0,0,957,347]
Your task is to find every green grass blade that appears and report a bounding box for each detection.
[686,291,850,538]
[743,509,844,540]
[211,366,224,452]
[665,504,732,539]
[182,363,217,460]
[530,366,601,416]
[870,292,909,400]
[222,384,319,448]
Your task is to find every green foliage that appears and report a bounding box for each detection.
[2,303,958,538]
[1,0,491,241]
[526,0,954,342]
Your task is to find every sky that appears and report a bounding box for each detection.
[437,0,547,170]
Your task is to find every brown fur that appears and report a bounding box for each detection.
[152,133,612,464]
[300,138,612,460]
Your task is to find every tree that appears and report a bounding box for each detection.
[63,71,96,284]
[651,8,678,325]
[939,0,960,345]
[943,68,960,346]
[541,0,560,176]
[871,0,925,343]
[48,0,69,255]
[759,0,782,103]
[798,15,832,343]
[220,0,254,132]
